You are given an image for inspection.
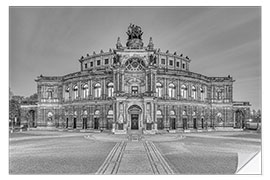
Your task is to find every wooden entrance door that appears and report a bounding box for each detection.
[131,114,139,130]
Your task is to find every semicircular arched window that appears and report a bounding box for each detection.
[48,112,53,117]
[94,83,101,98]
[108,110,114,115]
[82,84,89,99]
[168,83,176,98]
[181,85,187,99]
[156,110,162,116]
[169,110,176,116]
[73,85,78,99]
[125,58,145,71]
[94,110,100,116]
[192,86,197,100]
[156,82,163,98]
[107,82,114,97]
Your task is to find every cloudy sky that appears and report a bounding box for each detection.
[9,7,261,110]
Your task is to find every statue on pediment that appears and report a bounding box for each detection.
[113,54,121,66]
[126,23,143,40]
[149,54,157,65]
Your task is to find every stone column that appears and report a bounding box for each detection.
[165,105,169,130]
[89,79,92,97]
[113,70,118,93]
[78,81,81,100]
[112,102,116,133]
[104,78,107,99]
[233,110,236,128]
[89,106,94,129]
[176,105,181,129]
[164,78,167,99]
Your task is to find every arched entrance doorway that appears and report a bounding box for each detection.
[73,111,77,129]
[156,110,163,130]
[192,111,197,129]
[82,110,88,129]
[182,110,188,130]
[128,105,142,130]
[107,110,113,130]
[169,110,176,130]
[94,110,100,130]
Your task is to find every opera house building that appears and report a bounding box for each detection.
[21,24,251,134]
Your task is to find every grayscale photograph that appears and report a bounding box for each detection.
[9,7,261,175]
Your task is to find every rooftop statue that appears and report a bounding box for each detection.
[126,23,143,40]
[126,24,144,49]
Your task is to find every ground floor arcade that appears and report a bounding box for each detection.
[20,100,251,133]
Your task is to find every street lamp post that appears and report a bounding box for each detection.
[210,99,215,130]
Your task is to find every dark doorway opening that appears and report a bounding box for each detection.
[201,118,204,129]
[94,118,99,129]
[82,118,87,129]
[131,114,139,130]
[170,118,176,130]
[73,118,77,129]
[66,118,68,128]
[193,118,197,129]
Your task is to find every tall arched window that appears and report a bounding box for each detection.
[181,85,187,99]
[200,87,205,101]
[82,84,89,99]
[65,87,70,100]
[94,83,101,98]
[108,110,114,116]
[169,110,176,116]
[73,85,78,99]
[156,82,162,98]
[192,86,197,100]
[168,83,175,98]
[107,82,114,97]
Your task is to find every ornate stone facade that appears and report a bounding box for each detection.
[21,24,250,133]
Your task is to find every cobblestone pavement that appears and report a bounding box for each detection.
[9,130,261,174]
[96,134,173,175]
